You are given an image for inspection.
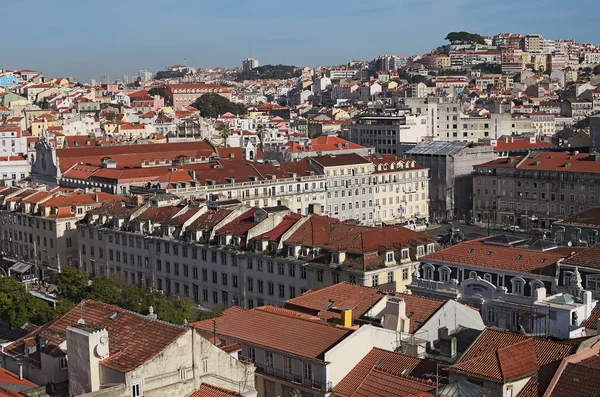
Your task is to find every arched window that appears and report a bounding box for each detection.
[422,264,434,280]
[511,277,526,295]
[530,280,545,295]
[469,271,478,280]
[438,266,451,283]
[484,273,493,283]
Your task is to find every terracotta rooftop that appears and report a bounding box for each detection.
[450,338,539,382]
[190,383,243,397]
[284,283,446,333]
[421,237,565,276]
[561,242,600,270]
[491,138,553,151]
[348,367,436,397]
[191,306,353,361]
[475,151,600,173]
[216,207,259,236]
[310,153,371,167]
[559,206,600,227]
[549,360,600,397]
[333,347,438,397]
[455,328,578,396]
[581,303,600,330]
[4,300,188,374]
[286,136,365,154]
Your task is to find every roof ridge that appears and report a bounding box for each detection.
[372,366,436,385]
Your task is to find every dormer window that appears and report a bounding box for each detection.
[469,271,478,279]
[331,253,340,264]
[417,246,425,257]
[386,252,394,263]
[401,249,409,260]
[511,277,525,295]
[427,243,435,254]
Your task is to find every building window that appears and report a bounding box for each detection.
[386,252,394,263]
[511,277,525,295]
[372,274,379,287]
[469,271,478,279]
[487,306,496,324]
[300,266,307,279]
[586,277,600,292]
[402,268,409,280]
[284,357,293,374]
[439,266,450,283]
[59,356,68,371]
[317,269,323,282]
[303,362,313,380]
[349,274,357,284]
[423,264,434,280]
[332,272,340,284]
[484,273,492,283]
[131,380,143,397]
[387,271,394,284]
[266,351,274,367]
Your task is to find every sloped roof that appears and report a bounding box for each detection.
[549,360,600,397]
[190,383,243,397]
[284,283,446,333]
[559,206,600,227]
[4,300,188,374]
[562,242,600,270]
[349,367,436,397]
[450,339,539,382]
[191,306,352,361]
[333,347,437,397]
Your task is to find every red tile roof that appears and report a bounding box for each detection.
[216,207,259,236]
[286,136,365,154]
[284,283,446,333]
[549,361,600,397]
[191,306,353,361]
[0,367,38,389]
[349,367,436,397]
[190,383,243,397]
[581,303,600,329]
[559,206,600,227]
[450,338,539,382]
[310,153,371,167]
[422,238,564,276]
[454,328,578,396]
[491,138,553,151]
[562,243,600,270]
[475,151,600,173]
[333,347,437,397]
[4,300,188,374]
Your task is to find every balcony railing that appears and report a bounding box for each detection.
[253,362,332,392]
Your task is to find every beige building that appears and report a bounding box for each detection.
[0,187,123,278]
[2,300,257,397]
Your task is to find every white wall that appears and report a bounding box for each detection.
[324,325,398,388]
[418,300,485,345]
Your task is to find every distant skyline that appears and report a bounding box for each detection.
[3,0,599,81]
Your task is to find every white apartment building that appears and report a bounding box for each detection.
[77,199,438,310]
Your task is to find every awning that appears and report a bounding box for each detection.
[9,262,32,274]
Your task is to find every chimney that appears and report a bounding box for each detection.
[66,325,109,396]
[533,286,546,301]
[18,362,23,380]
[341,309,352,327]
[583,291,593,318]
[383,296,410,333]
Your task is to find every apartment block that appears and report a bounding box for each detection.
[472,151,600,228]
[77,198,438,310]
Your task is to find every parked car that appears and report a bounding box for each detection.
[508,225,525,233]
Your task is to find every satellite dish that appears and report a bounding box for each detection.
[95,342,109,358]
[77,318,85,325]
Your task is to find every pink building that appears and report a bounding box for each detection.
[167,84,231,107]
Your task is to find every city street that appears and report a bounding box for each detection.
[423,222,534,241]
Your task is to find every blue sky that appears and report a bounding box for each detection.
[3,0,598,81]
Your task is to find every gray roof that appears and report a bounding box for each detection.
[406,141,472,156]
[436,380,490,397]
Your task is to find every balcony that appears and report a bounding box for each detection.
[253,361,332,392]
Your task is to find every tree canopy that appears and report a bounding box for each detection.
[0,277,55,329]
[445,31,486,45]
[191,93,246,118]
[236,64,301,82]
[148,87,172,106]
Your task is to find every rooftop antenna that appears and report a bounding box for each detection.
[77,301,85,325]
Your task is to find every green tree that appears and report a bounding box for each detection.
[0,278,54,328]
[148,87,172,106]
[236,64,301,82]
[255,124,267,150]
[445,31,485,45]
[594,65,600,75]
[216,123,231,147]
[86,277,123,305]
[191,93,246,118]
[53,266,88,302]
